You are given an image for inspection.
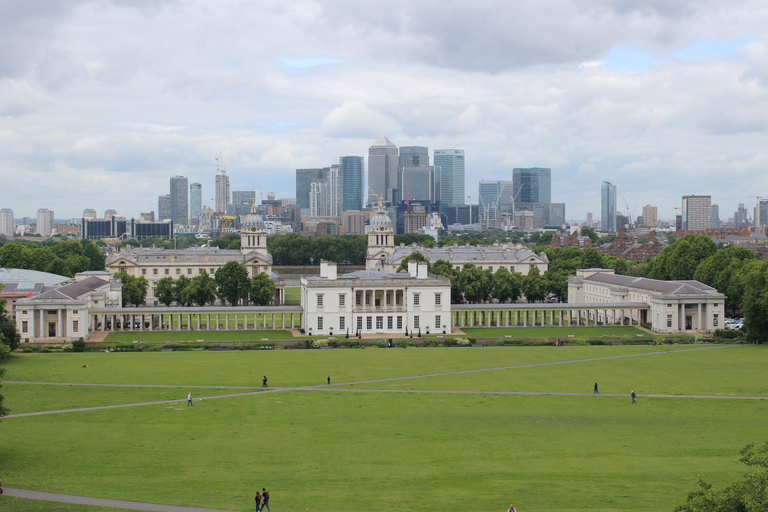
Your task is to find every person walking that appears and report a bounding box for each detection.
[508,504,517,512]
[187,392,193,406]
[631,390,636,403]
[327,375,331,385]
[254,491,262,512]
[594,382,599,394]
[262,376,268,388]
[261,488,271,512]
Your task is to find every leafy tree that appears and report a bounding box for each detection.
[115,272,148,306]
[649,234,717,281]
[83,242,106,271]
[214,261,250,306]
[740,260,768,342]
[458,264,491,304]
[394,233,435,248]
[174,275,192,306]
[64,254,91,276]
[580,227,600,244]
[544,268,569,302]
[522,266,547,303]
[0,363,8,421]
[580,247,604,269]
[431,259,462,302]
[51,240,83,259]
[694,247,756,313]
[491,267,522,303]
[210,234,241,250]
[184,271,217,306]
[675,442,768,511]
[156,277,176,306]
[0,243,32,269]
[250,272,277,306]
[0,285,21,350]
[396,251,430,272]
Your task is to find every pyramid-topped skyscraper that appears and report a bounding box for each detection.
[367,136,398,206]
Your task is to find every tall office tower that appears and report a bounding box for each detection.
[601,181,617,232]
[368,136,399,205]
[215,171,230,214]
[399,146,429,168]
[0,208,14,236]
[340,156,365,211]
[36,208,54,236]
[83,209,97,220]
[479,180,516,218]
[104,209,117,221]
[158,194,171,221]
[513,168,551,207]
[711,205,721,229]
[546,203,566,228]
[189,183,202,224]
[296,168,324,211]
[308,166,341,217]
[758,200,768,228]
[586,212,593,227]
[230,190,257,217]
[681,195,711,230]
[170,176,189,225]
[642,205,658,229]
[401,166,435,203]
[434,149,466,207]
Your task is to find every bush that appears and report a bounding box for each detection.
[714,329,742,339]
[312,339,328,349]
[72,339,86,352]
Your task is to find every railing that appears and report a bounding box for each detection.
[352,305,407,314]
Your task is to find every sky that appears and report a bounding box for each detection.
[2,0,768,223]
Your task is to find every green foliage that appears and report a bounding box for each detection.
[250,272,277,306]
[209,233,241,250]
[693,247,757,312]
[114,272,149,306]
[649,234,718,281]
[184,270,217,306]
[396,251,430,272]
[523,266,547,303]
[72,339,86,352]
[394,233,436,248]
[0,285,21,350]
[214,261,250,306]
[675,442,768,512]
[458,263,491,303]
[156,276,176,306]
[0,240,105,277]
[431,259,462,302]
[268,233,367,265]
[491,266,523,303]
[740,260,768,342]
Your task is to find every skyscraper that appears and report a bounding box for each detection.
[296,168,325,211]
[642,205,658,229]
[479,180,515,217]
[158,194,171,221]
[711,205,721,229]
[681,195,711,230]
[434,149,465,207]
[0,208,14,236]
[215,171,230,214]
[190,182,202,223]
[368,136,399,205]
[513,168,551,207]
[170,175,189,225]
[601,181,617,232]
[230,190,257,217]
[83,209,97,220]
[401,167,435,203]
[36,208,54,237]
[339,156,364,211]
[399,146,429,168]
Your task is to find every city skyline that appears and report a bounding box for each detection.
[2,2,768,221]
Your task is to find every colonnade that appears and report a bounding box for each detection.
[452,304,648,328]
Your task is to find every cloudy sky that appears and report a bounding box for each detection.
[2,0,768,223]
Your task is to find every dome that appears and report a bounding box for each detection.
[369,210,392,229]
[242,198,265,228]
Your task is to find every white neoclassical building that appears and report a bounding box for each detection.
[301,260,451,336]
[567,268,725,334]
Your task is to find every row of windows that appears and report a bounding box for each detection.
[318,293,442,307]
[21,320,79,333]
[315,315,442,331]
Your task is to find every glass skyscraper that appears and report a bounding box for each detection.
[434,149,465,207]
[601,181,617,232]
[340,156,365,211]
[368,136,399,205]
[189,182,202,224]
[512,168,551,206]
[170,175,189,225]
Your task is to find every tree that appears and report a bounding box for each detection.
[250,272,277,306]
[156,277,176,306]
[431,259,462,303]
[543,269,569,302]
[396,252,430,273]
[115,272,148,306]
[174,275,192,306]
[0,243,32,269]
[675,442,768,511]
[491,267,522,303]
[523,267,547,303]
[580,247,604,269]
[215,261,250,306]
[458,264,491,304]
[394,233,435,248]
[0,285,21,350]
[740,260,768,342]
[694,247,756,313]
[649,234,717,281]
[185,271,217,306]
[83,242,106,271]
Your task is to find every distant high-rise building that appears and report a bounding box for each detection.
[215,171,230,214]
[681,195,711,230]
[170,176,189,225]
[758,200,768,228]
[601,181,617,232]
[140,212,155,222]
[401,166,435,203]
[309,166,341,217]
[642,205,658,229]
[36,208,54,237]
[158,194,171,221]
[104,209,117,221]
[339,156,365,211]
[368,136,399,205]
[434,149,466,207]
[399,146,429,168]
[190,183,202,223]
[586,212,593,227]
[83,209,97,220]
[733,203,749,227]
[711,204,721,229]
[296,168,325,211]
[546,203,566,228]
[230,190,256,217]
[513,168,551,207]
[0,208,14,236]
[479,180,516,218]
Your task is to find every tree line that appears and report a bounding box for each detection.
[0,239,106,277]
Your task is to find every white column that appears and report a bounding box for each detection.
[40,309,45,337]
[65,308,71,337]
[29,306,35,339]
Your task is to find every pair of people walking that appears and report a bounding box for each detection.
[254,487,270,512]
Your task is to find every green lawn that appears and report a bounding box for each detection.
[460,325,652,338]
[103,329,296,343]
[284,285,301,305]
[1,345,766,512]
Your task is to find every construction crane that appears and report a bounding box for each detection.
[748,196,762,228]
[467,193,477,225]
[510,184,524,228]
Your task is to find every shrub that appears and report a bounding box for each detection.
[312,339,328,348]
[72,339,86,352]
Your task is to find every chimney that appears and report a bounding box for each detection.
[320,260,337,280]
[408,260,417,277]
[417,262,428,279]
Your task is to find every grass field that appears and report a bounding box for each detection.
[1,345,766,512]
[460,325,651,338]
[103,329,296,343]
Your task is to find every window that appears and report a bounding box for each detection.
[21,320,28,333]
[667,303,672,308]
[367,316,372,330]
[387,316,393,329]
[435,315,441,328]
[713,314,719,327]
[187,269,192,275]
[48,310,56,314]
[317,294,324,307]
[396,293,401,305]
[21,310,27,315]
[397,316,403,329]
[667,314,673,328]
[340,317,346,330]
[510,266,515,272]
[176,268,180,275]
[435,293,441,305]
[376,316,383,329]
[199,268,204,274]
[72,310,78,314]
[211,268,215,274]
[153,269,158,275]
[165,269,170,275]
[339,294,345,306]
[365,293,370,306]
[142,269,147,275]
[413,316,420,329]
[73,320,79,332]
[414,294,420,306]
[356,293,362,306]
[317,317,323,330]
[386,293,391,306]
[357,317,363,331]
